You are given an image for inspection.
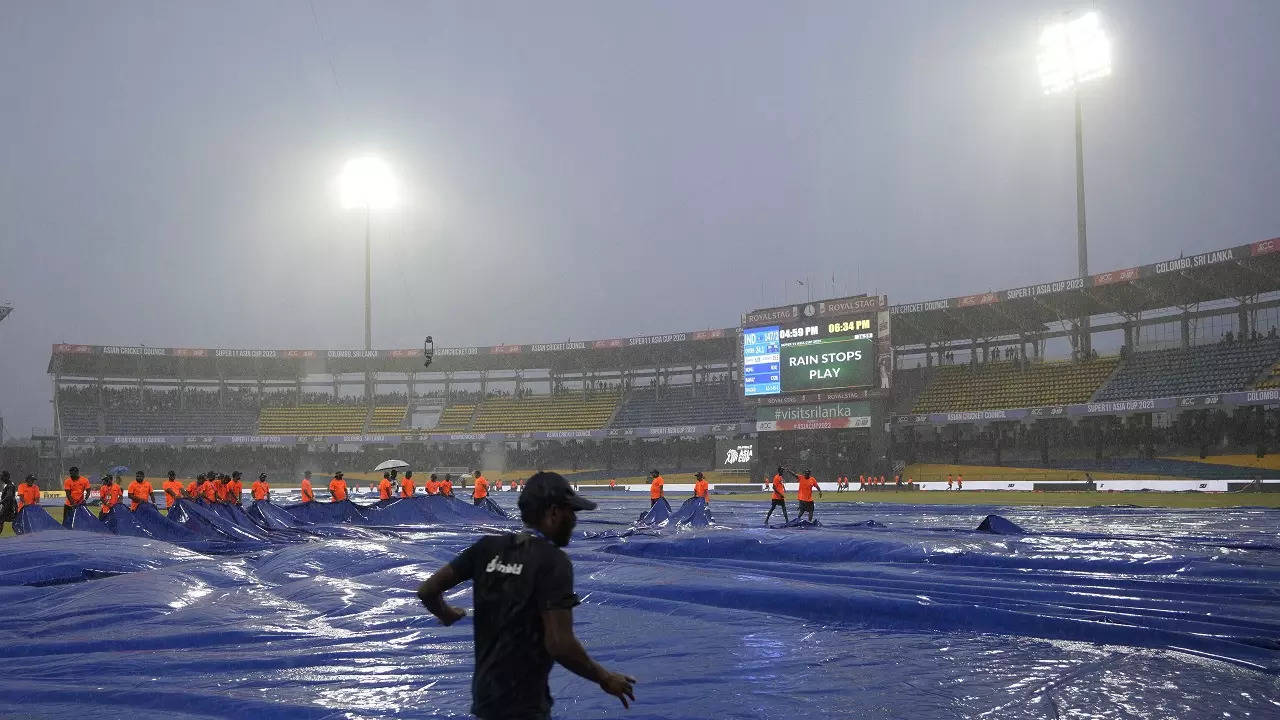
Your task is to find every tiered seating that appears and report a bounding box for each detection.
[471,392,621,432]
[1094,339,1280,401]
[368,405,407,432]
[104,409,257,435]
[258,405,366,434]
[60,406,101,434]
[911,358,1118,413]
[433,405,474,431]
[612,386,750,427]
[1253,361,1280,389]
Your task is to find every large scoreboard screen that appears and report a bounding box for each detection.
[743,315,876,397]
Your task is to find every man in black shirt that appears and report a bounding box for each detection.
[417,471,636,719]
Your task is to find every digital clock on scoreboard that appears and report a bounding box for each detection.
[742,316,875,397]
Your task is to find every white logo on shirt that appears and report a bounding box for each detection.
[486,556,524,575]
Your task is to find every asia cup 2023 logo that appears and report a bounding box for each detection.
[723,445,754,465]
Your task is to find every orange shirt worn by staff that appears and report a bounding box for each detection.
[400,475,416,498]
[797,475,821,503]
[63,474,90,507]
[423,474,440,495]
[252,477,270,501]
[227,476,243,504]
[693,474,710,502]
[472,474,489,502]
[771,473,786,501]
[329,475,348,502]
[379,475,393,501]
[127,476,154,512]
[200,478,217,503]
[163,478,183,508]
[300,476,315,502]
[18,479,42,509]
[441,476,453,496]
[649,473,664,504]
[99,482,122,516]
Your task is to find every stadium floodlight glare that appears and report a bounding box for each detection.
[339,156,398,210]
[338,155,398,351]
[1038,12,1111,95]
[1037,11,1111,358]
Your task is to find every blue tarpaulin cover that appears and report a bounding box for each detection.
[2,498,1278,719]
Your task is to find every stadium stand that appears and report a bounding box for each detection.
[104,409,257,435]
[1252,360,1280,389]
[258,405,366,434]
[367,405,408,432]
[1093,339,1280,401]
[59,405,101,435]
[432,404,475,431]
[613,385,750,427]
[471,392,620,432]
[910,358,1118,413]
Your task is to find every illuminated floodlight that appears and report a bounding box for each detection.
[339,156,398,210]
[1038,12,1111,94]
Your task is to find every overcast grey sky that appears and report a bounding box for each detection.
[1,0,1278,436]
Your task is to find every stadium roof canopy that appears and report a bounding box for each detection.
[47,239,1280,380]
[888,239,1280,347]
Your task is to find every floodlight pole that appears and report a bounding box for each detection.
[363,202,373,351]
[1074,89,1091,357]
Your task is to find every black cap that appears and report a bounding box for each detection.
[519,471,597,514]
[259,473,267,480]
[695,472,704,479]
[232,471,241,479]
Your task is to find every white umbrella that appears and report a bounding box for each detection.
[374,459,410,471]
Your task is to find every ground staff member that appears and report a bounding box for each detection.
[417,472,635,719]
[98,476,122,518]
[300,472,315,503]
[648,470,664,506]
[162,471,183,509]
[787,468,822,522]
[379,473,394,501]
[127,471,154,512]
[252,473,271,502]
[17,475,42,514]
[400,471,416,498]
[471,471,489,506]
[692,472,710,503]
[63,466,91,525]
[765,467,789,525]
[329,472,348,502]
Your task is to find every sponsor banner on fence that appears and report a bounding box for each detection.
[758,416,872,431]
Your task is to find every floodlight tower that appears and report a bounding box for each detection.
[338,156,398,350]
[1038,11,1111,356]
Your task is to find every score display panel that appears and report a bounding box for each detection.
[743,316,875,397]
